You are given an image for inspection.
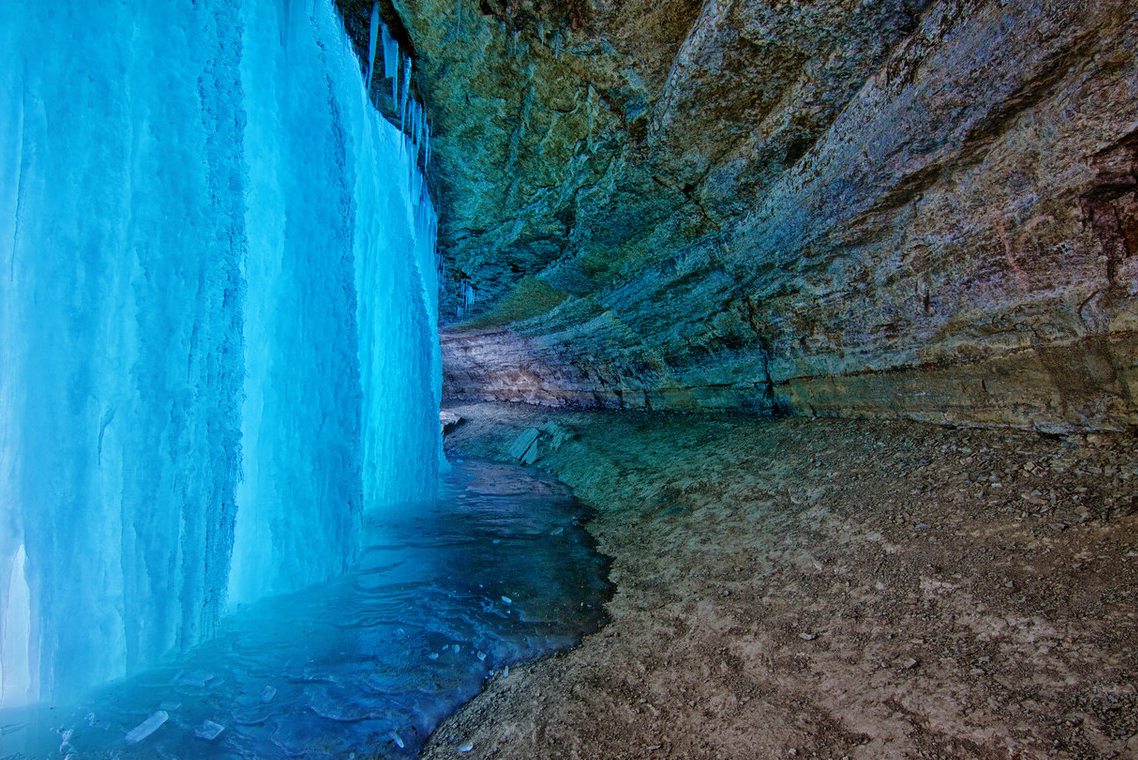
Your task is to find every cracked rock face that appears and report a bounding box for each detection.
[342,0,1138,430]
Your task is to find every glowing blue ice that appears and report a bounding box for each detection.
[383,24,399,79]
[0,0,441,708]
[400,57,413,129]
[392,48,402,108]
[0,460,611,760]
[366,2,381,94]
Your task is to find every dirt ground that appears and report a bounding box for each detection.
[420,403,1138,760]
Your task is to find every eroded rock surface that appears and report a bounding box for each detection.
[340,0,1138,430]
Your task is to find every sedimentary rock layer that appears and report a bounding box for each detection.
[342,0,1138,430]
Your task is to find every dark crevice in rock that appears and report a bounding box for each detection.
[1081,129,1138,286]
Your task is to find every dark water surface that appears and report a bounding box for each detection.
[0,459,611,759]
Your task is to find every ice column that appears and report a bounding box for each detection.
[0,0,247,706]
[0,0,441,707]
[229,0,441,602]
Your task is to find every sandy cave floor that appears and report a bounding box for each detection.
[419,403,1138,760]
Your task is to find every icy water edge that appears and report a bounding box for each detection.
[0,459,612,759]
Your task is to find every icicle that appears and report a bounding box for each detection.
[391,47,400,107]
[417,109,425,162]
[414,106,423,155]
[399,57,412,130]
[398,55,406,128]
[365,2,380,96]
[416,104,424,145]
[537,18,545,47]
[553,30,562,57]
[458,281,475,318]
[382,24,398,79]
[416,108,425,161]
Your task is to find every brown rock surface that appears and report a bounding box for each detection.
[336,0,1138,430]
[428,402,1138,759]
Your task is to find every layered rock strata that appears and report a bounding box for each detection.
[342,0,1138,430]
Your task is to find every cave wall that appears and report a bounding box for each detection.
[349,0,1138,430]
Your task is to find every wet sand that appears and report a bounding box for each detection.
[423,403,1138,760]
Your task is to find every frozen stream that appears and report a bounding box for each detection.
[0,459,611,759]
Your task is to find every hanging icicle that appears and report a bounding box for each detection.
[458,280,476,319]
[399,56,412,130]
[418,106,425,160]
[392,47,401,109]
[365,2,380,96]
[382,23,398,79]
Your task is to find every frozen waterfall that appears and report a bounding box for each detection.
[0,0,441,709]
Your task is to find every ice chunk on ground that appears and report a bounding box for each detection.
[124,711,168,744]
[194,720,226,741]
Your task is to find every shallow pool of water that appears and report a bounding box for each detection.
[0,458,611,759]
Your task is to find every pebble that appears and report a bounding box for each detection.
[458,741,474,752]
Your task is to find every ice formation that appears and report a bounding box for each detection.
[400,58,413,129]
[0,0,441,709]
[0,459,610,759]
[367,2,381,94]
[383,25,399,80]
